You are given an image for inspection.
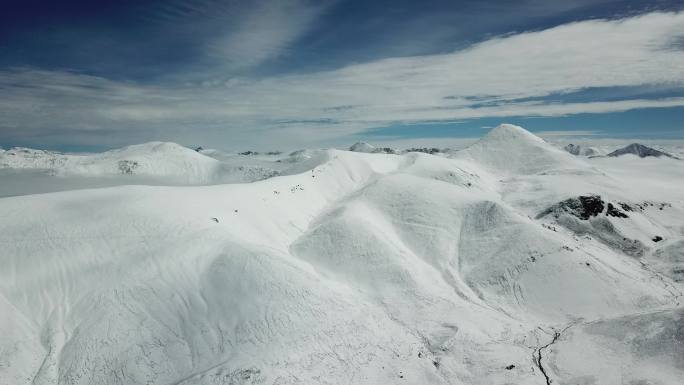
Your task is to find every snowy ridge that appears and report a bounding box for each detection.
[0,142,222,183]
[1,125,683,384]
[0,144,335,194]
[454,124,588,175]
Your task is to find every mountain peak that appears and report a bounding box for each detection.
[482,124,545,144]
[456,124,584,175]
[349,141,376,153]
[607,143,677,159]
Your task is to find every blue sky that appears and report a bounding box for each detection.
[1,0,683,151]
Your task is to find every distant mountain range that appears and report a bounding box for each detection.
[562,141,679,159]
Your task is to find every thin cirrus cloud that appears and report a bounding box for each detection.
[0,11,683,149]
[142,0,337,75]
[204,0,335,71]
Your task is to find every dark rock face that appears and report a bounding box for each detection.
[405,147,442,155]
[537,195,605,220]
[404,147,442,155]
[117,160,139,175]
[578,196,605,219]
[564,143,581,155]
[373,147,397,154]
[607,143,677,159]
[537,195,646,258]
[653,236,663,242]
[606,203,629,218]
[618,202,633,212]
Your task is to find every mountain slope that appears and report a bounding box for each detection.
[1,126,682,385]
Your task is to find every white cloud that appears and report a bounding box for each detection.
[1,11,683,149]
[206,0,335,70]
[535,130,599,137]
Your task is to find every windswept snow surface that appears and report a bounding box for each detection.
[1,125,683,384]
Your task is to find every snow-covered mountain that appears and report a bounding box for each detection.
[0,144,335,197]
[349,141,376,153]
[1,125,683,385]
[563,143,601,156]
[0,142,222,182]
[606,142,678,158]
[454,123,588,175]
[349,141,397,154]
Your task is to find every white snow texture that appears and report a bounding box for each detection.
[1,124,683,385]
